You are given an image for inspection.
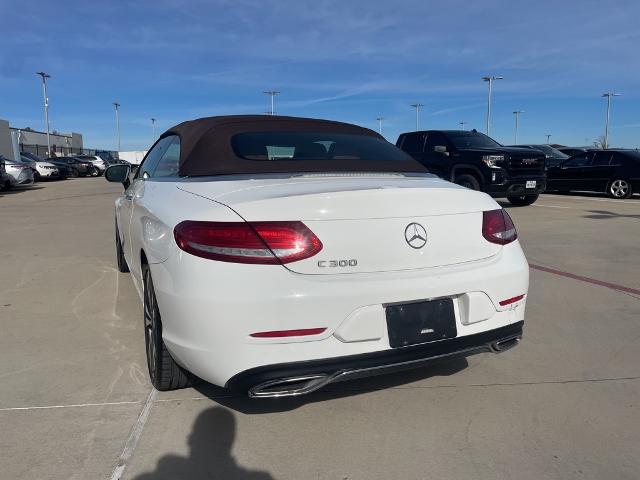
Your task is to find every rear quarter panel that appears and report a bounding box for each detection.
[127,180,244,295]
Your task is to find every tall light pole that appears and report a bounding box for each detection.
[151,118,156,143]
[459,121,467,130]
[263,91,280,115]
[482,75,503,136]
[513,110,524,144]
[376,117,384,135]
[36,72,52,156]
[410,103,424,131]
[546,134,552,144]
[113,102,121,152]
[602,92,620,149]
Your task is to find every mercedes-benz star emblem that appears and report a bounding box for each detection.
[405,223,427,249]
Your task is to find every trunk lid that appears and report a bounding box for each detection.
[178,174,501,274]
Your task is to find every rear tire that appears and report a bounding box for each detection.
[143,264,194,391]
[89,167,99,177]
[454,174,480,191]
[607,178,632,199]
[507,194,539,206]
[115,223,129,273]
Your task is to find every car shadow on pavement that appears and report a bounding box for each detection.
[198,357,469,415]
[131,406,273,480]
[583,210,640,220]
[0,186,44,196]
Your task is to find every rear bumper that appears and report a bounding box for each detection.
[151,242,529,388]
[227,321,524,397]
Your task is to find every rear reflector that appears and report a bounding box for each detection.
[499,294,525,306]
[482,209,518,245]
[174,220,323,264]
[250,328,327,338]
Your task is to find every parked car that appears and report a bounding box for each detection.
[1,156,35,188]
[105,115,528,396]
[46,156,93,177]
[557,147,589,157]
[15,154,37,174]
[396,129,546,206]
[73,155,106,176]
[38,158,71,179]
[546,149,640,198]
[0,157,11,191]
[510,144,569,169]
[95,150,119,164]
[20,154,60,180]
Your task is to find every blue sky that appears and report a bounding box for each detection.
[1,0,639,150]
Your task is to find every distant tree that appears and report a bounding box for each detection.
[592,135,606,149]
[24,127,33,131]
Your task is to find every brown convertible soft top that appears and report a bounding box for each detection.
[159,115,427,176]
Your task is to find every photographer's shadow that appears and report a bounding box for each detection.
[132,407,273,480]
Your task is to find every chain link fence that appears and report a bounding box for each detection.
[19,144,119,160]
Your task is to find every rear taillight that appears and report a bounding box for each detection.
[482,209,517,245]
[174,221,323,264]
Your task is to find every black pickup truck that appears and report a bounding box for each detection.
[396,129,546,206]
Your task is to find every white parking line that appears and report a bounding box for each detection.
[533,204,572,209]
[0,400,141,412]
[109,389,157,480]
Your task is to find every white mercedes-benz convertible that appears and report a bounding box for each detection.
[105,115,528,398]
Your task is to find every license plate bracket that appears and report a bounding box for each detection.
[385,298,457,348]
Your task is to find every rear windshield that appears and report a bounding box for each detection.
[232,132,414,162]
[447,132,502,149]
[532,145,569,159]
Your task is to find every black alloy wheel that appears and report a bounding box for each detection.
[142,264,194,391]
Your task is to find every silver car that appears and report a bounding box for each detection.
[0,158,11,190]
[1,156,35,189]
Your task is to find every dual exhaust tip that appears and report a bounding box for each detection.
[248,335,522,398]
[248,375,331,398]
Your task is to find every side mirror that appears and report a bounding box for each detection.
[105,164,131,186]
[434,145,448,155]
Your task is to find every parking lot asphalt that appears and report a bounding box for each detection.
[1,179,638,480]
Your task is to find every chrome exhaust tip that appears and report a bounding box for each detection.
[490,336,521,353]
[248,374,331,398]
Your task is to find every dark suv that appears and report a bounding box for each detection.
[396,129,546,206]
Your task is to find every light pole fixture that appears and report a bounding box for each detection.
[113,102,121,152]
[459,121,467,130]
[410,103,424,131]
[513,110,524,144]
[602,92,620,149]
[263,91,280,115]
[482,75,503,136]
[36,71,52,156]
[376,117,384,135]
[151,118,156,143]
[546,134,552,144]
